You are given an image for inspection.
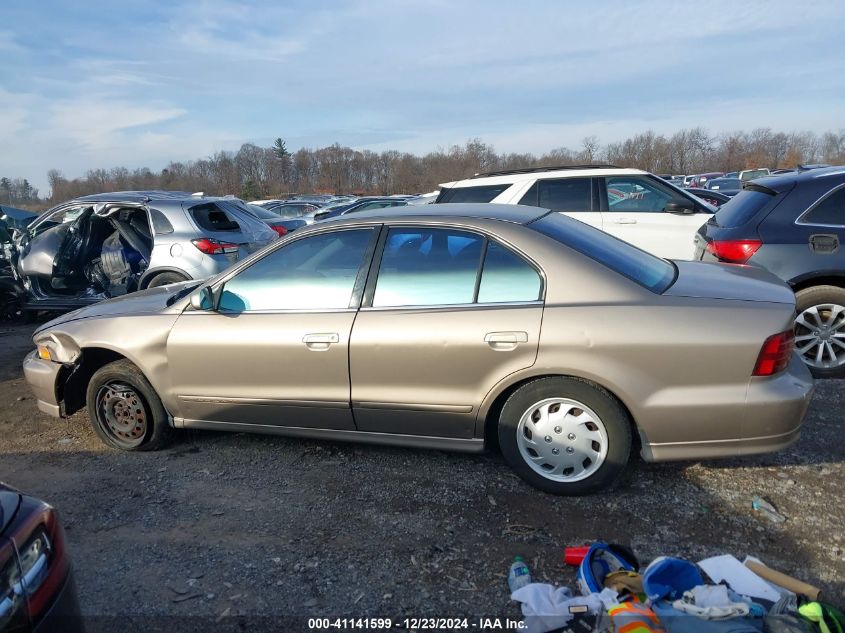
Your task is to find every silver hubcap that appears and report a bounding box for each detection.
[794,303,845,369]
[516,398,608,482]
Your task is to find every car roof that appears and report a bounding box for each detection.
[327,202,550,225]
[753,165,845,190]
[442,166,647,188]
[70,190,228,204]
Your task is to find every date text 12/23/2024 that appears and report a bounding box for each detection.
[308,618,527,630]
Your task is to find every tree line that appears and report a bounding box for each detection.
[6,127,845,211]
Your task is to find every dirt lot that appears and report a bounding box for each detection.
[1,321,844,630]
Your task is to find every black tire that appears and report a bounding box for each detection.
[498,377,632,495]
[0,279,32,324]
[86,359,173,451]
[794,285,845,379]
[147,272,188,288]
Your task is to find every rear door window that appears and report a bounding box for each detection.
[373,228,484,307]
[477,242,542,303]
[436,184,511,203]
[800,186,845,226]
[519,178,591,211]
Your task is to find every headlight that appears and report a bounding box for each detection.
[0,529,51,630]
[36,344,54,361]
[33,333,80,364]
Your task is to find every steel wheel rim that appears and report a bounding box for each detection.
[794,303,845,369]
[96,382,148,448]
[516,397,608,483]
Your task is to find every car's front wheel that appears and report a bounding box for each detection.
[498,377,632,495]
[794,285,845,379]
[86,360,173,451]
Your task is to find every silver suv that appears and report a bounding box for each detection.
[6,190,277,316]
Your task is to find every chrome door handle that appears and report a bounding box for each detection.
[302,333,339,351]
[485,331,528,351]
[612,217,637,224]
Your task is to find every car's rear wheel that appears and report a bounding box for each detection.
[794,285,845,378]
[86,360,172,451]
[147,272,188,288]
[0,281,32,324]
[498,377,632,495]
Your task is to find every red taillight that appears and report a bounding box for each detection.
[191,238,239,255]
[753,329,795,376]
[706,239,762,264]
[270,225,288,237]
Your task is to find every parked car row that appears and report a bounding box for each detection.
[437,164,845,377]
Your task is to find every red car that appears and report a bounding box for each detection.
[0,483,82,633]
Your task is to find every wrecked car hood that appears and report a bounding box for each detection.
[35,280,198,333]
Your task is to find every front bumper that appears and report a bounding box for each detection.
[33,568,85,633]
[644,353,814,461]
[22,350,63,418]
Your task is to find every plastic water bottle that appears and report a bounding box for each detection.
[752,496,786,523]
[508,556,531,593]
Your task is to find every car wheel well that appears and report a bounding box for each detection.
[61,347,128,416]
[791,276,845,294]
[483,374,641,455]
[139,269,190,290]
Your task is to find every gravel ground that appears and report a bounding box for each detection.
[1,322,844,631]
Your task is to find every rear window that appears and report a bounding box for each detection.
[436,184,510,203]
[189,203,241,232]
[713,189,775,228]
[528,213,675,293]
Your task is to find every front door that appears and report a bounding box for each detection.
[601,175,710,259]
[350,227,544,438]
[167,227,378,429]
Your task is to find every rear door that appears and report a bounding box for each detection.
[350,226,544,439]
[601,175,710,259]
[517,177,602,230]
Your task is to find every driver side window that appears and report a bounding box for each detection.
[218,228,375,312]
[605,177,673,213]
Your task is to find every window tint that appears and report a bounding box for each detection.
[714,189,776,228]
[437,184,510,203]
[537,178,591,212]
[373,228,483,307]
[149,208,174,234]
[518,182,539,206]
[218,228,374,311]
[605,177,674,213]
[189,203,240,232]
[802,186,845,226]
[529,213,675,293]
[478,242,542,303]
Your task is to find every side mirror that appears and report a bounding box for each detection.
[189,286,214,311]
[665,201,696,215]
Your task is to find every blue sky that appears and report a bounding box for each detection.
[1,0,844,194]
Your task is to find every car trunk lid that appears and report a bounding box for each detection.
[665,261,795,305]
